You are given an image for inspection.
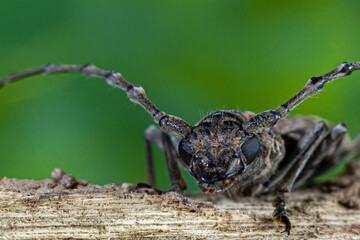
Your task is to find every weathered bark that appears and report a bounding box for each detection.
[0,162,359,240]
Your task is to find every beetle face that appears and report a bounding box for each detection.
[178,111,260,193]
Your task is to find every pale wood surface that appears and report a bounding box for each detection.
[0,181,359,240]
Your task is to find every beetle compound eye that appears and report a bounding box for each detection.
[241,135,260,165]
[178,139,193,166]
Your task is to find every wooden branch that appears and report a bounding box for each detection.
[0,163,359,239]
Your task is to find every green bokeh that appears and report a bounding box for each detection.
[1,1,359,191]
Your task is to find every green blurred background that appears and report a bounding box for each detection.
[0,1,359,192]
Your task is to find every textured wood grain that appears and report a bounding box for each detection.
[0,181,359,240]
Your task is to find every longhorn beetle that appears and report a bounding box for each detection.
[1,62,360,236]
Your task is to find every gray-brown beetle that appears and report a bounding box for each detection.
[1,62,359,235]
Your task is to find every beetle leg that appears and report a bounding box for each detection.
[144,125,187,193]
[276,121,329,191]
[272,121,330,235]
[263,121,329,193]
[273,191,291,236]
[161,132,187,192]
[316,131,360,176]
[144,125,164,187]
[293,122,348,188]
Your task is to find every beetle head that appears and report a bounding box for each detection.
[178,111,260,193]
